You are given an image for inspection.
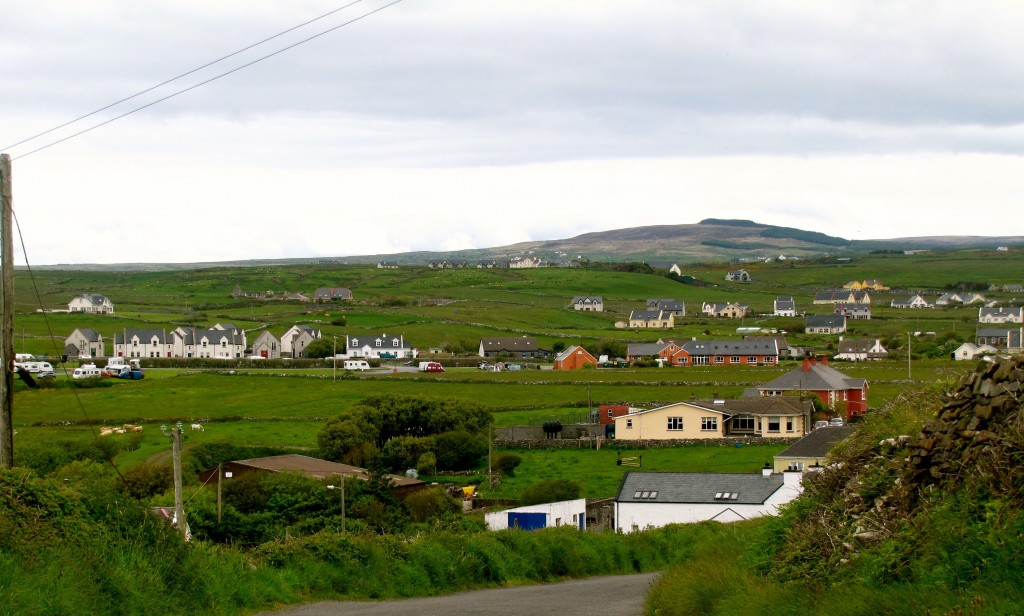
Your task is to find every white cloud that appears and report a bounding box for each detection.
[4,1,1024,264]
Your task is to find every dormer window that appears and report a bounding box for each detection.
[375,339,382,347]
[393,339,400,347]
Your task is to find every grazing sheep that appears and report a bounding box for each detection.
[191,423,204,431]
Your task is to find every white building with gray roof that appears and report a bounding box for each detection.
[615,469,803,531]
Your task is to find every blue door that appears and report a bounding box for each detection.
[508,512,547,530]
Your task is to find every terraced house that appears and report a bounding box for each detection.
[669,338,778,367]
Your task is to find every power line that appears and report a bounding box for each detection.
[10,0,406,161]
[2,0,368,153]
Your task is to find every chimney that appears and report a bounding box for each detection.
[802,357,810,372]
[762,463,772,478]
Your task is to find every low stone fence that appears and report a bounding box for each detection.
[494,435,801,450]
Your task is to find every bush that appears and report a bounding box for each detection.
[495,453,523,477]
[520,478,582,505]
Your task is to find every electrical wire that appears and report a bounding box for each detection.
[2,0,368,153]
[10,0,406,161]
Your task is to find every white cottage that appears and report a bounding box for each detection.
[615,469,803,532]
[68,294,114,314]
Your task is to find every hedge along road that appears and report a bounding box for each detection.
[254,573,660,616]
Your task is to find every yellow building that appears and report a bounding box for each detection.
[613,398,812,441]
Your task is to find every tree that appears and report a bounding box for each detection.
[552,341,566,354]
[302,337,336,359]
[405,486,460,523]
[495,453,522,477]
[520,478,582,505]
[316,395,492,472]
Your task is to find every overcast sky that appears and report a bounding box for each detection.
[3,1,1024,265]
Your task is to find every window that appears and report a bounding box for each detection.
[786,418,794,432]
[393,339,399,347]
[676,356,688,364]
[701,417,718,431]
[748,356,757,363]
[714,356,724,364]
[202,341,208,348]
[626,419,633,429]
[607,409,614,417]
[667,417,684,431]
[375,339,382,347]
[729,356,739,363]
[733,416,755,431]
[768,417,781,432]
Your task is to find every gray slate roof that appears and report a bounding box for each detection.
[480,337,539,352]
[74,327,103,342]
[806,315,846,328]
[775,425,856,459]
[680,339,778,356]
[617,471,785,505]
[114,328,169,344]
[758,362,865,392]
[627,342,671,357]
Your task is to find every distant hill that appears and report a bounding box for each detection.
[25,219,1024,271]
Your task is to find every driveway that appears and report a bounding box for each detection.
[254,572,659,616]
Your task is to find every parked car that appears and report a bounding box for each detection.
[423,363,445,373]
[828,417,845,427]
[813,420,829,430]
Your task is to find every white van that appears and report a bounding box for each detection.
[72,364,103,379]
[343,360,370,371]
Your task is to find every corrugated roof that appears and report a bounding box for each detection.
[227,454,424,487]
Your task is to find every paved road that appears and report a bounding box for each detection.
[254,573,660,616]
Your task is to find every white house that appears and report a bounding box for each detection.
[834,337,888,361]
[615,469,803,532]
[952,342,998,361]
[281,325,322,357]
[171,326,247,359]
[69,294,114,314]
[890,294,932,309]
[484,499,587,531]
[773,296,796,317]
[346,333,414,359]
[250,331,280,359]
[65,328,105,358]
[114,329,172,359]
[979,306,1023,324]
[571,296,604,312]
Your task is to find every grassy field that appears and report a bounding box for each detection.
[6,255,996,500]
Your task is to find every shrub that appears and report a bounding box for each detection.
[495,453,523,477]
[520,478,582,505]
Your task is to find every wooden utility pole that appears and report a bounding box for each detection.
[217,463,223,523]
[172,428,187,540]
[0,154,14,469]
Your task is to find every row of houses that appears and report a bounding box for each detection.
[427,256,545,269]
[66,325,418,361]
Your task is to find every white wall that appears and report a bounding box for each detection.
[485,499,587,531]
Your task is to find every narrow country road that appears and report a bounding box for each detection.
[254,572,660,616]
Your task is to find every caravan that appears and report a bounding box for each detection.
[343,360,370,371]
[72,364,103,379]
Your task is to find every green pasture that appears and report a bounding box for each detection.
[481,444,786,499]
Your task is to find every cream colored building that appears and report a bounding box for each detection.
[613,398,812,441]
